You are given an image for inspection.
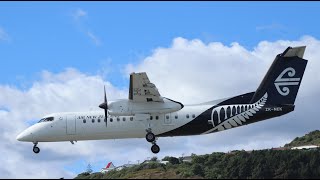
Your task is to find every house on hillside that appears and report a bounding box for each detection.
[160,160,169,165]
[291,145,319,150]
[181,156,192,163]
[100,162,116,174]
[271,146,289,151]
[116,163,135,171]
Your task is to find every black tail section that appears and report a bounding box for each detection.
[250,46,308,105]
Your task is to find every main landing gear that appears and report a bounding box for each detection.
[146,129,160,154]
[33,142,40,154]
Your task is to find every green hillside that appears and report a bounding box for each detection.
[285,130,320,147]
[75,130,320,179]
[75,150,320,179]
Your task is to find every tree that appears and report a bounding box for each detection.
[192,155,206,164]
[162,156,170,161]
[192,164,205,177]
[86,163,93,174]
[150,157,158,162]
[168,157,180,165]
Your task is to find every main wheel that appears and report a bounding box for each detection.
[33,146,40,154]
[151,144,160,154]
[146,132,155,142]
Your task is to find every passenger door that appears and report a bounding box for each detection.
[66,114,76,135]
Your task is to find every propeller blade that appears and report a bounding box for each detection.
[99,85,109,109]
[104,86,108,109]
[104,109,108,127]
[98,85,108,127]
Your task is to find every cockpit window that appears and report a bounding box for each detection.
[38,117,54,123]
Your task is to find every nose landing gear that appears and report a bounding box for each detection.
[146,129,160,154]
[33,142,40,154]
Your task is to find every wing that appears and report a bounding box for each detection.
[129,72,164,103]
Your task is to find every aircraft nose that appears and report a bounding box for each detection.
[16,130,34,142]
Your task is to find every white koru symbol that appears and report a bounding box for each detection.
[274,67,301,96]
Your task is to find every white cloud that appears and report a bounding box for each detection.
[0,68,129,178]
[2,36,320,178]
[125,35,320,154]
[87,31,101,46]
[125,35,319,104]
[70,9,102,46]
[0,27,10,42]
[72,8,87,21]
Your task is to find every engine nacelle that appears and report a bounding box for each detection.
[108,98,183,116]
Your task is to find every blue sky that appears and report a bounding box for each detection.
[2,1,320,178]
[1,1,320,89]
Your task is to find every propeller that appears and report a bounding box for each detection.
[99,86,108,127]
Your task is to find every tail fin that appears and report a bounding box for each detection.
[250,46,308,105]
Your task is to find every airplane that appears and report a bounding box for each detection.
[17,46,308,154]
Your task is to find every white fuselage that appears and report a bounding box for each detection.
[16,104,212,143]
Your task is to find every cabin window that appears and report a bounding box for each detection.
[123,117,126,121]
[192,114,195,118]
[98,119,101,123]
[155,116,159,120]
[226,106,231,118]
[166,115,169,119]
[147,98,153,102]
[241,105,244,112]
[110,118,113,122]
[130,117,133,121]
[237,106,240,114]
[245,105,247,111]
[175,115,178,119]
[232,106,236,116]
[117,117,120,122]
[220,108,225,121]
[213,111,219,125]
[92,119,95,123]
[186,114,189,118]
[83,120,86,123]
[150,116,153,120]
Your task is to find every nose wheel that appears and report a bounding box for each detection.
[146,129,160,154]
[33,142,40,154]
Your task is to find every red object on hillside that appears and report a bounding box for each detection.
[106,162,112,168]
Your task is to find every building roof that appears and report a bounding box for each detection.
[104,162,115,169]
[291,145,319,149]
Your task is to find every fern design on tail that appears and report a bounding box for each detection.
[203,93,268,134]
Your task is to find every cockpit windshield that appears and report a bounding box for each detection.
[38,117,54,123]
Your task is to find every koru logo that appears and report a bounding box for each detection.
[274,67,301,96]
